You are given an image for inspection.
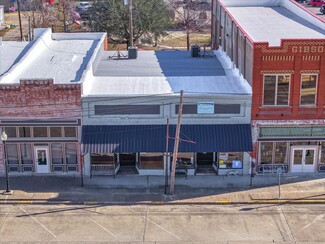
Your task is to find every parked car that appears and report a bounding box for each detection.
[320,4,325,13]
[76,2,90,12]
[308,0,325,7]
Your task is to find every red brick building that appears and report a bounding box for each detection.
[212,0,325,173]
[0,80,81,175]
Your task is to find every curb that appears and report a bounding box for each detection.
[1,199,325,205]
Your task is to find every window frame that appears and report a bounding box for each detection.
[300,73,318,106]
[262,74,291,106]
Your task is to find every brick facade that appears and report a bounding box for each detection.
[0,79,81,118]
[0,79,81,175]
[252,40,325,121]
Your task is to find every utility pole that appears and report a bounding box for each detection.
[164,118,169,194]
[17,0,23,41]
[170,90,184,195]
[129,0,133,47]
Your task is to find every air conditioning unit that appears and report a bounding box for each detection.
[191,45,200,57]
[128,47,137,59]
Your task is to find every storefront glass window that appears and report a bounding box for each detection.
[6,144,19,165]
[274,142,288,164]
[91,153,115,165]
[50,127,62,137]
[18,127,31,137]
[218,152,243,169]
[260,142,273,164]
[64,127,77,138]
[292,141,318,146]
[171,153,194,168]
[321,142,325,164]
[301,74,317,105]
[51,143,64,165]
[139,153,164,169]
[4,127,16,138]
[33,127,48,137]
[65,143,77,164]
[20,144,32,164]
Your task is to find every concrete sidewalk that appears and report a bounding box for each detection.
[1,173,325,205]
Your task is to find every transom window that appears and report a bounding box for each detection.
[300,74,317,106]
[263,75,290,106]
[259,142,288,164]
[3,126,78,139]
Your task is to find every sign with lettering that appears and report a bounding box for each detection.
[197,102,214,114]
[291,46,324,53]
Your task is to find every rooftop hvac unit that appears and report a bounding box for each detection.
[128,47,137,59]
[191,45,200,57]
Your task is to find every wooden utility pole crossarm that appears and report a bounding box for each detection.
[170,90,184,195]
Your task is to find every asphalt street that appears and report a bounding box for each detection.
[1,204,325,243]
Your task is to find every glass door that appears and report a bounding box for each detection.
[35,146,50,173]
[291,147,316,173]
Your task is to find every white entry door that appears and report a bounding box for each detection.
[291,147,317,173]
[35,146,50,173]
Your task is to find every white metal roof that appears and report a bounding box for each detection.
[83,49,252,96]
[0,41,28,77]
[227,6,325,46]
[0,29,105,84]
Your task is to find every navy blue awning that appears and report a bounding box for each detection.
[82,124,252,154]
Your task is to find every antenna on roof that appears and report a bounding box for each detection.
[108,45,127,60]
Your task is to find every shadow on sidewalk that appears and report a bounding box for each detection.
[1,173,325,204]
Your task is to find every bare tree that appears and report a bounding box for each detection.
[169,0,210,50]
[20,0,78,36]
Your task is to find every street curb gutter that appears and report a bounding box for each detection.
[1,199,325,205]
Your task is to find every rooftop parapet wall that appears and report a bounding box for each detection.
[219,0,280,7]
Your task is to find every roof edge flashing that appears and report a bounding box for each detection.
[219,0,281,7]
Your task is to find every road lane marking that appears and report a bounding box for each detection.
[294,214,324,234]
[128,206,181,240]
[88,217,117,237]
[145,217,181,240]
[277,206,295,242]
[19,206,56,238]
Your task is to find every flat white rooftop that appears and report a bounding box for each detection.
[83,50,252,96]
[0,29,104,84]
[227,6,325,46]
[0,42,28,77]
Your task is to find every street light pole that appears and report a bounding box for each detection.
[1,130,10,193]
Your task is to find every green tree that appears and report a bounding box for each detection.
[88,0,171,47]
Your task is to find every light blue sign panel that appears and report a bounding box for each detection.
[232,160,242,169]
[198,102,214,114]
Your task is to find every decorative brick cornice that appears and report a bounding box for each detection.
[255,40,325,53]
[262,56,294,61]
[260,70,295,74]
[300,70,320,74]
[20,79,54,86]
[302,56,320,61]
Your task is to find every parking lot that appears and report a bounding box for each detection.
[1,204,325,243]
